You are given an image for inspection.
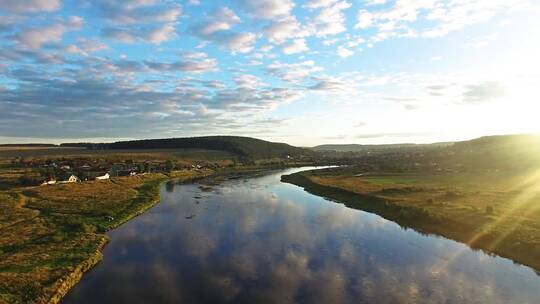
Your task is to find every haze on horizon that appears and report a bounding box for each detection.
[1,0,539,146]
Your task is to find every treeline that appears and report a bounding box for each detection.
[59,143,106,149]
[61,136,310,159]
[0,144,57,147]
[108,136,308,159]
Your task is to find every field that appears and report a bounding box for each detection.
[0,147,228,303]
[282,166,540,272]
[0,147,237,160]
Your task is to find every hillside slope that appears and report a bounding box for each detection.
[105,136,308,159]
[313,143,418,152]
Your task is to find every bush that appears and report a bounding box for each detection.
[18,175,39,186]
[63,218,96,233]
[486,205,494,214]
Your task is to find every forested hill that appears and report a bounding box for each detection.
[72,136,309,159]
[312,143,418,152]
[451,134,540,152]
[447,134,540,169]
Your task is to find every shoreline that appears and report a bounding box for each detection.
[44,166,299,304]
[281,171,540,274]
[39,171,213,304]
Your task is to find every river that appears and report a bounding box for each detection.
[63,167,540,303]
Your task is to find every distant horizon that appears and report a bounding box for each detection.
[2,131,538,147]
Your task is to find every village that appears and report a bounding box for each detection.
[14,157,220,186]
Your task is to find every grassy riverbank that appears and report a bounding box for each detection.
[282,167,540,273]
[0,170,212,304]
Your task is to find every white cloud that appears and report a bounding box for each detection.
[189,7,254,54]
[337,45,354,58]
[304,0,340,9]
[95,1,182,25]
[322,38,339,45]
[65,39,109,56]
[220,32,257,53]
[282,39,309,54]
[102,28,137,43]
[13,16,83,49]
[107,56,218,74]
[263,16,308,44]
[365,0,386,5]
[103,23,176,45]
[346,36,365,47]
[357,0,533,44]
[193,7,240,36]
[462,81,506,103]
[234,74,263,89]
[355,10,374,29]
[307,1,351,37]
[147,23,176,44]
[0,0,60,13]
[236,0,294,19]
[465,33,498,49]
[309,79,346,91]
[267,60,323,82]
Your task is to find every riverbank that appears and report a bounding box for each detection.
[0,164,318,303]
[281,168,540,273]
[0,169,213,304]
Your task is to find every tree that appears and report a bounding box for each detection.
[165,160,174,172]
[110,165,119,177]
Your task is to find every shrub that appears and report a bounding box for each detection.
[63,217,96,233]
[18,175,39,186]
[486,205,494,214]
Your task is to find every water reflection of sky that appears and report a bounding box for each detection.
[63,168,540,304]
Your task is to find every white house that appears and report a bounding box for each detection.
[95,173,110,181]
[41,179,57,186]
[58,175,80,184]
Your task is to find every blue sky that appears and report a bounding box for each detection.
[0,0,539,146]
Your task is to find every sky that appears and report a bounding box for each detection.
[0,0,539,146]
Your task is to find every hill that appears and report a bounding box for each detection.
[451,134,540,152]
[312,143,418,152]
[312,142,453,152]
[81,136,310,160]
[447,134,540,171]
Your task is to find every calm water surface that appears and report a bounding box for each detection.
[63,167,540,304]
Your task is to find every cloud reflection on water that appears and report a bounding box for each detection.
[63,169,540,304]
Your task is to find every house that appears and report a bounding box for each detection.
[41,179,57,186]
[56,174,80,184]
[95,173,110,180]
[66,175,80,183]
[118,170,138,177]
